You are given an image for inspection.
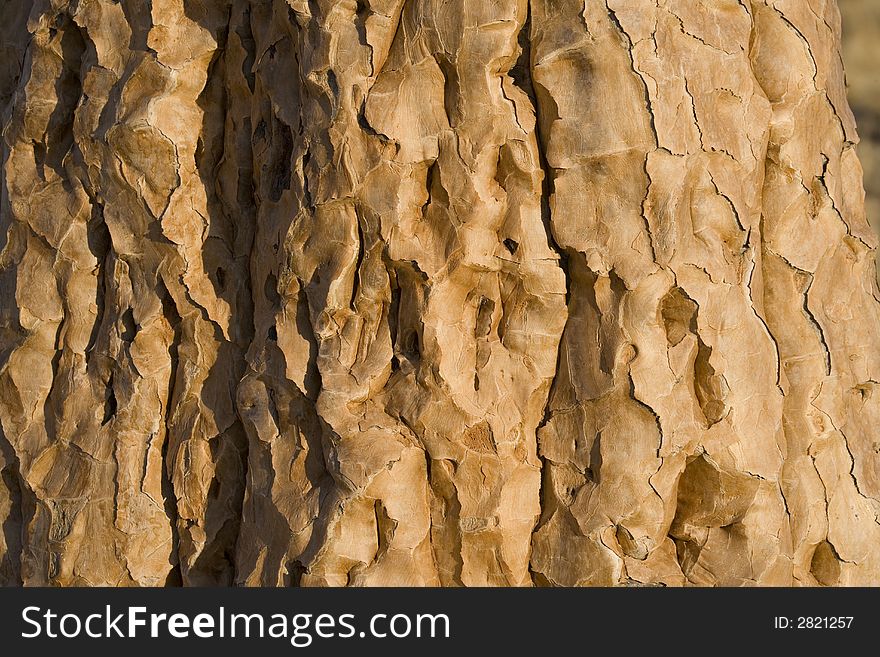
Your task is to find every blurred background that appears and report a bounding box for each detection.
[839,0,880,249]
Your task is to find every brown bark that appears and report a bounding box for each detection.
[0,0,878,586]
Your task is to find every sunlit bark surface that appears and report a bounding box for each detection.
[1,0,879,587]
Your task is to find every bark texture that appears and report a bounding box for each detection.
[1,0,879,587]
[840,0,880,282]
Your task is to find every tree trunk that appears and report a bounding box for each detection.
[1,0,878,587]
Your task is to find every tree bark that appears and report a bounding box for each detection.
[1,0,878,586]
